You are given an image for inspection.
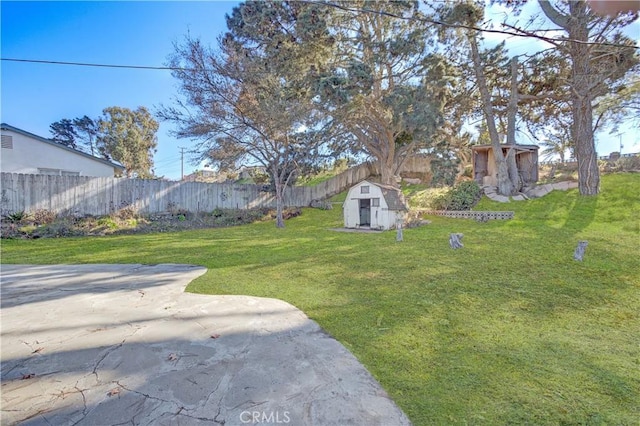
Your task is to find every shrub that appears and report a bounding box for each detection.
[18,224,37,236]
[408,187,450,210]
[447,180,482,210]
[96,217,118,230]
[33,221,84,238]
[411,181,481,211]
[430,192,453,211]
[610,156,640,173]
[6,211,27,223]
[32,209,56,225]
[430,152,460,187]
[115,205,137,220]
[170,208,189,219]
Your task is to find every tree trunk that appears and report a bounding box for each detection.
[540,0,600,195]
[506,57,521,191]
[379,155,397,187]
[573,96,599,195]
[468,32,515,196]
[275,184,285,228]
[273,167,285,228]
[569,2,600,195]
[506,147,521,192]
[574,240,588,261]
[449,233,464,249]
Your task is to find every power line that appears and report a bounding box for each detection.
[309,1,640,50]
[1,4,636,74]
[0,57,188,71]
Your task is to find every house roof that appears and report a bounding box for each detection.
[353,180,408,211]
[1,123,125,171]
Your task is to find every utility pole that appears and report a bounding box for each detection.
[179,147,186,180]
[618,133,623,155]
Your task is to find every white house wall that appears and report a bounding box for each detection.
[1,129,116,177]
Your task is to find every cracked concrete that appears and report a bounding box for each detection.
[1,264,411,425]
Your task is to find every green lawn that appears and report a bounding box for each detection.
[2,173,639,425]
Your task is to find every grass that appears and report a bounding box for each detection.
[2,173,639,425]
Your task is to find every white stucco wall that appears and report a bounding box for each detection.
[1,129,118,177]
[343,181,399,230]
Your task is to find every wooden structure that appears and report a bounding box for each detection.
[343,180,408,230]
[471,144,539,187]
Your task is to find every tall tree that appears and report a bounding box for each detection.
[49,116,101,154]
[594,71,640,133]
[442,2,521,195]
[49,119,78,149]
[97,106,158,178]
[498,0,639,195]
[73,116,100,156]
[160,2,330,227]
[310,1,446,187]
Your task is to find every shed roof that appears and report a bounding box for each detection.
[471,144,539,152]
[1,123,125,171]
[353,180,408,211]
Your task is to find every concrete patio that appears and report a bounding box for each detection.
[0,264,410,425]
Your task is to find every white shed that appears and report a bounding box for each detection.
[343,180,408,230]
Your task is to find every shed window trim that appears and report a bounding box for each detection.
[360,185,370,194]
[372,198,380,207]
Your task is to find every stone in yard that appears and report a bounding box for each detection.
[552,181,570,191]
[511,194,526,201]
[483,186,497,195]
[403,178,422,185]
[492,195,511,203]
[527,185,552,198]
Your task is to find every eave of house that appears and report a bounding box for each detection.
[1,123,125,172]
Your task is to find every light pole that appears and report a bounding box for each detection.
[618,133,623,155]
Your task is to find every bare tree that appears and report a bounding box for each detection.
[159,33,325,228]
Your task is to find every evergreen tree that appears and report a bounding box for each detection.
[97,106,158,178]
[49,119,78,149]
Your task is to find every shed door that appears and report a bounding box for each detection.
[474,151,489,182]
[359,199,371,226]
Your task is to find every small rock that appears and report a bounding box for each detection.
[403,178,422,185]
[493,195,511,203]
[552,181,570,191]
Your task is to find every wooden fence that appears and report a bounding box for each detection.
[1,157,431,216]
[0,164,372,216]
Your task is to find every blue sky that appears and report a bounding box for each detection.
[1,1,238,180]
[1,1,638,181]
